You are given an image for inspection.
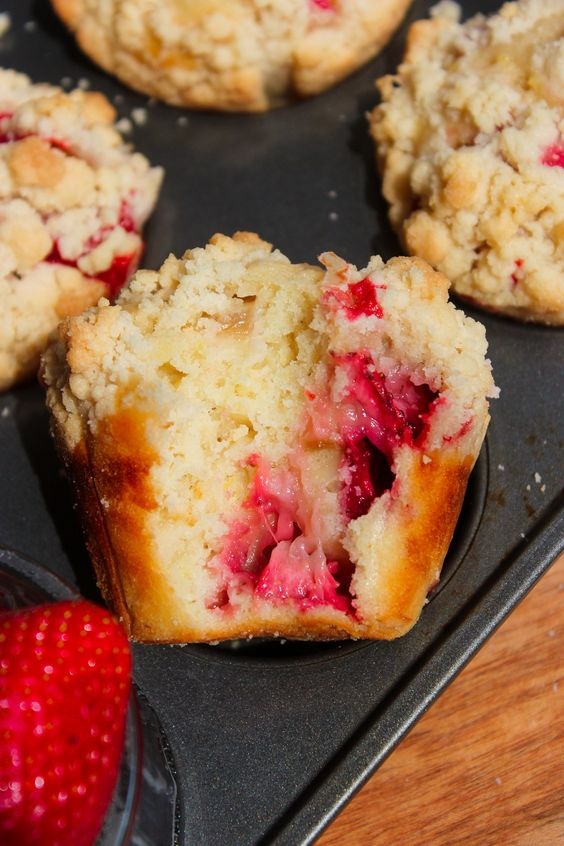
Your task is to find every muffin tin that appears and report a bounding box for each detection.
[1,1,563,844]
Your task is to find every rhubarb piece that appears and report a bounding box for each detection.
[370,0,564,325]
[42,233,496,641]
[0,68,163,392]
[0,599,131,846]
[50,0,412,112]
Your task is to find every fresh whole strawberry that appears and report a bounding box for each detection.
[0,599,132,846]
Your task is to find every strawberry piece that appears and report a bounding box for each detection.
[255,537,349,612]
[335,352,437,457]
[346,278,384,319]
[0,128,71,152]
[510,258,524,286]
[541,144,564,168]
[342,438,395,521]
[0,600,131,846]
[96,251,141,298]
[324,277,385,320]
[118,199,137,233]
[45,244,141,300]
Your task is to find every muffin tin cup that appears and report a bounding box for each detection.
[1,0,563,843]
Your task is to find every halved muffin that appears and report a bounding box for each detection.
[42,232,496,642]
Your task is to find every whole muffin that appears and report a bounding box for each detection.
[0,69,163,391]
[52,0,412,111]
[42,232,496,643]
[370,0,564,325]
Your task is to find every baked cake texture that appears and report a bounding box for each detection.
[42,232,496,642]
[0,68,163,391]
[370,0,564,325]
[51,0,412,112]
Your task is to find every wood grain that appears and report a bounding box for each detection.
[318,552,564,846]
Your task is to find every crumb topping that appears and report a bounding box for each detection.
[0,68,162,390]
[370,0,564,324]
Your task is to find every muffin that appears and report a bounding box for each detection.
[51,0,412,112]
[370,0,564,324]
[42,232,496,642]
[0,68,163,391]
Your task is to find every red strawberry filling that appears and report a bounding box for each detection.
[332,353,436,455]
[311,0,336,10]
[510,258,524,286]
[95,253,140,297]
[214,458,351,613]
[541,144,564,168]
[0,115,142,298]
[255,540,349,611]
[324,276,385,320]
[45,243,141,299]
[117,201,136,234]
[342,439,395,521]
[210,352,437,615]
[318,353,437,518]
[44,200,141,298]
[0,119,71,154]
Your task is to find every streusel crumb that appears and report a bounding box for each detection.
[0,68,163,391]
[370,0,564,324]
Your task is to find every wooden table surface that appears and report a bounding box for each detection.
[318,552,564,846]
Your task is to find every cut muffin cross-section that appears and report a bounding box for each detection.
[42,232,497,642]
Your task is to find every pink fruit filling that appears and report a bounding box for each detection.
[212,457,351,613]
[44,199,141,297]
[0,118,142,298]
[510,258,524,287]
[95,253,140,296]
[318,353,437,518]
[0,120,71,153]
[541,144,564,168]
[209,352,438,615]
[324,276,385,320]
[311,0,336,10]
[45,243,141,298]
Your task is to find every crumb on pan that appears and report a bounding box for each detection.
[0,13,11,37]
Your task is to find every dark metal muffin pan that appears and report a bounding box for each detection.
[1,1,563,843]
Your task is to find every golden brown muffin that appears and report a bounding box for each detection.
[42,232,496,642]
[52,0,412,111]
[370,0,564,324]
